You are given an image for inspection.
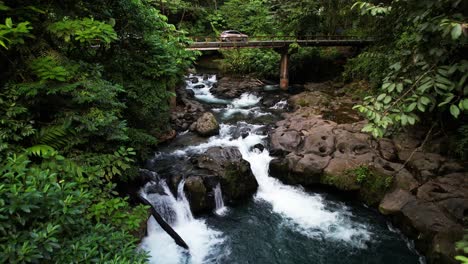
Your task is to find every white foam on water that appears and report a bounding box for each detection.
[231,93,262,108]
[185,74,230,104]
[213,183,228,216]
[140,180,224,264]
[172,125,372,248]
[270,100,288,110]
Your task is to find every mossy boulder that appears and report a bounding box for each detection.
[184,176,208,214]
[193,112,219,136]
[195,147,258,204]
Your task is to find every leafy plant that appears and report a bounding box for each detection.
[456,230,468,263]
[350,0,467,138]
[0,17,32,49]
[48,18,118,45]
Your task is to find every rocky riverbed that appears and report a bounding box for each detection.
[136,74,466,264]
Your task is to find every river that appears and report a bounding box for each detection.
[139,74,424,264]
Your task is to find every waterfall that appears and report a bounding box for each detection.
[174,127,371,248]
[177,179,194,223]
[213,183,227,216]
[140,180,224,264]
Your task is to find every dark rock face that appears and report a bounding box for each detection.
[210,76,263,99]
[171,85,206,131]
[195,147,258,204]
[268,96,467,263]
[380,187,465,264]
[184,176,207,215]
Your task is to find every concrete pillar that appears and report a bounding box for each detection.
[280,51,289,90]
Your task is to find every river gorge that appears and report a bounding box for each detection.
[135,74,433,264]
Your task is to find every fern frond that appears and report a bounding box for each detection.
[26,144,56,157]
[32,123,76,150]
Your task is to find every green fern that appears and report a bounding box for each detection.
[31,123,76,150]
[26,144,56,157]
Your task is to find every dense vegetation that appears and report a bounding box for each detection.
[0,0,194,262]
[349,1,468,143]
[1,0,467,263]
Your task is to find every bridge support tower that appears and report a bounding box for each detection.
[280,51,289,90]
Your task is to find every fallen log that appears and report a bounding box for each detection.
[139,195,190,250]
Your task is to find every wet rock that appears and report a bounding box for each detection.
[270,129,303,153]
[393,168,420,192]
[379,189,416,215]
[211,76,263,99]
[301,125,335,156]
[195,147,257,204]
[402,152,445,181]
[252,143,265,152]
[194,112,219,136]
[270,153,330,186]
[288,91,331,110]
[139,169,159,182]
[439,161,465,174]
[378,138,398,161]
[184,176,208,214]
[416,172,468,224]
[193,84,205,89]
[380,188,464,264]
[145,183,167,195]
[322,158,361,191]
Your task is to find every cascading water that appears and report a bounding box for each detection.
[140,180,225,264]
[140,74,424,264]
[213,183,227,216]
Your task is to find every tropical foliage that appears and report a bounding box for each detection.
[0,0,194,262]
[349,0,467,137]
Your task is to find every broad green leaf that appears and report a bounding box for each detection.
[406,102,417,112]
[420,96,431,105]
[377,93,387,101]
[382,82,391,90]
[463,99,468,110]
[5,17,12,28]
[396,83,403,93]
[383,95,392,104]
[450,104,460,118]
[451,24,462,40]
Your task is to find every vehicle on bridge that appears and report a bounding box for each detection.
[220,30,248,42]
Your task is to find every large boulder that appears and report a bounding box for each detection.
[211,76,263,99]
[416,172,468,225]
[380,188,464,264]
[184,176,208,214]
[270,129,303,153]
[269,153,330,186]
[195,147,258,204]
[288,91,331,110]
[193,112,219,136]
[300,124,336,156]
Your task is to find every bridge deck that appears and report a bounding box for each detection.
[187,39,373,50]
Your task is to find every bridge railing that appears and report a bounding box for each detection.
[189,35,369,42]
